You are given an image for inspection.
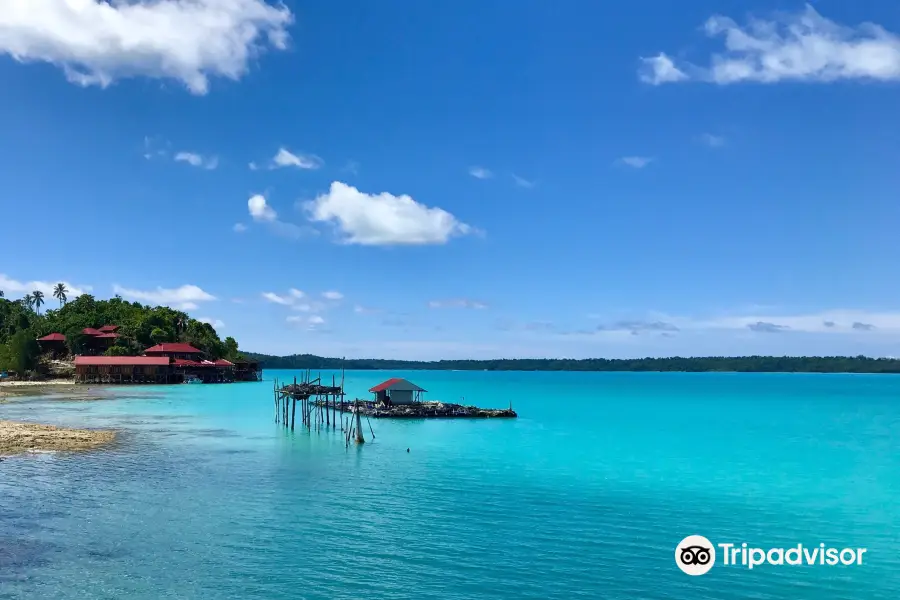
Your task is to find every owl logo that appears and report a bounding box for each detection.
[675,535,716,575]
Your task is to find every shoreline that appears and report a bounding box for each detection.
[0,379,75,387]
[0,420,116,456]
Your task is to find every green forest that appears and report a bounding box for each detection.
[0,287,241,374]
[245,352,900,374]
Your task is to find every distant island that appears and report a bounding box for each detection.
[244,353,900,374]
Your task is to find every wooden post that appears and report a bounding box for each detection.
[355,400,365,444]
[291,397,296,431]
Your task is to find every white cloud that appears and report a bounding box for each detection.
[305,181,473,246]
[469,166,492,179]
[428,299,488,310]
[287,314,325,330]
[198,317,225,329]
[618,156,653,169]
[289,289,305,299]
[262,292,293,305]
[512,174,535,189]
[0,0,293,94]
[639,53,688,84]
[112,284,215,310]
[272,148,323,170]
[233,223,247,233]
[699,133,725,148]
[175,152,218,170]
[0,274,91,298]
[248,161,259,171]
[354,305,381,314]
[246,194,315,240]
[291,303,313,312]
[248,194,277,222]
[322,291,343,300]
[641,5,900,85]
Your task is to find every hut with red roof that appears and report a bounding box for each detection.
[368,378,427,406]
[36,332,67,357]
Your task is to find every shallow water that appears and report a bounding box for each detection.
[1,371,899,599]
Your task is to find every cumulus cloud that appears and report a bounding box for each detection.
[175,152,218,170]
[248,194,277,222]
[304,181,473,246]
[640,5,900,85]
[112,284,215,310]
[0,0,293,94]
[0,274,91,298]
[246,194,315,240]
[271,148,323,170]
[428,299,488,309]
[469,166,492,179]
[198,317,225,329]
[639,53,688,84]
[618,156,653,169]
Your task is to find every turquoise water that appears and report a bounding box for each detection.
[1,371,899,599]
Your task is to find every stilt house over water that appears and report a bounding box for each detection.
[369,378,427,406]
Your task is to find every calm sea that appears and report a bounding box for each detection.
[1,371,899,599]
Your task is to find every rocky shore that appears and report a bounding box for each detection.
[0,420,116,455]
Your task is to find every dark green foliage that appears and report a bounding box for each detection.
[244,352,900,374]
[0,330,41,372]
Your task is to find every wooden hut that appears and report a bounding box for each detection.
[369,378,427,406]
[74,356,171,384]
[36,332,67,357]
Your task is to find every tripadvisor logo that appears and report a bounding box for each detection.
[675,535,867,575]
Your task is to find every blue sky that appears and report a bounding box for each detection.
[3,0,900,359]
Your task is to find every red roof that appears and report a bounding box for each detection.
[95,333,120,339]
[37,333,66,342]
[75,356,170,366]
[98,325,120,332]
[145,343,203,354]
[82,328,103,336]
[368,378,427,393]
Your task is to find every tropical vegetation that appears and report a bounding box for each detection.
[245,353,900,374]
[0,286,243,375]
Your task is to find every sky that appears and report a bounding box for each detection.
[3,0,900,360]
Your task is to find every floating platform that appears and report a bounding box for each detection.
[315,399,517,419]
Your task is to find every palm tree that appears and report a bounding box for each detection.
[32,290,44,314]
[0,289,4,298]
[22,293,34,311]
[53,283,68,307]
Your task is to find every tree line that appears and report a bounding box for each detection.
[0,287,243,374]
[244,352,900,374]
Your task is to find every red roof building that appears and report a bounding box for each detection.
[145,343,203,355]
[98,325,120,333]
[75,356,170,366]
[37,333,66,342]
[95,333,120,339]
[368,378,426,405]
[82,327,103,336]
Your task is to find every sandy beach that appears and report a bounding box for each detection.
[0,379,74,387]
[0,420,116,455]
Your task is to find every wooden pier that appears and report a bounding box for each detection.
[273,370,370,446]
[313,399,518,419]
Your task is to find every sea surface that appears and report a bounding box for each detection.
[1,370,899,599]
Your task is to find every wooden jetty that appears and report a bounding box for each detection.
[273,370,370,446]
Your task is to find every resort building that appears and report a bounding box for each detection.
[36,332,67,356]
[369,378,427,406]
[74,356,172,384]
[37,326,262,385]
